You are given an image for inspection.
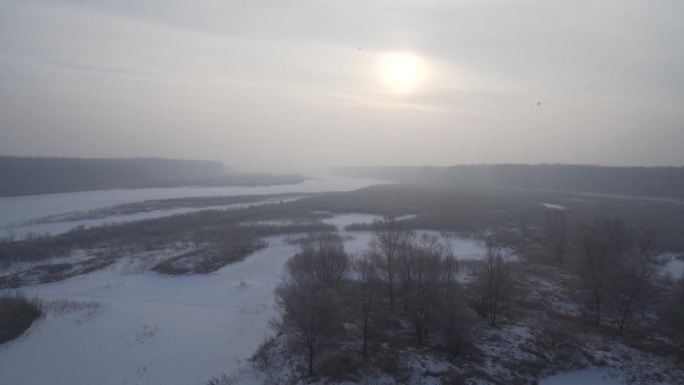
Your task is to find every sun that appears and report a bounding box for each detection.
[389,56,418,84]
[379,53,424,93]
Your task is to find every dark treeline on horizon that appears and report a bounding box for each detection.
[332,164,684,199]
[0,155,225,196]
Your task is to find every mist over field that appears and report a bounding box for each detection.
[2,2,684,385]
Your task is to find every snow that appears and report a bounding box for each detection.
[539,369,623,385]
[0,210,490,385]
[663,258,684,279]
[541,203,566,210]
[321,214,487,260]
[321,213,383,230]
[0,235,298,385]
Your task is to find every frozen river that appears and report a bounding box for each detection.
[0,176,391,239]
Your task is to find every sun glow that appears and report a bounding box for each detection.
[379,53,424,93]
[390,56,418,84]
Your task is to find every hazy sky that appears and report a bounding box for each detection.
[1,0,683,172]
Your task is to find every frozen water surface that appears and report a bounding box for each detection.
[0,176,390,238]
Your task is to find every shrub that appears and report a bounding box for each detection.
[0,292,42,344]
[317,353,359,382]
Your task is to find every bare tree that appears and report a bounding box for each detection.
[518,208,532,237]
[606,229,660,335]
[432,251,478,357]
[354,257,382,357]
[273,280,341,377]
[576,218,615,326]
[286,232,350,289]
[470,237,513,327]
[273,232,350,376]
[662,273,684,338]
[576,217,658,333]
[399,234,446,343]
[545,209,569,266]
[433,294,479,357]
[367,216,415,310]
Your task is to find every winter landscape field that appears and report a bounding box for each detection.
[2,173,683,385]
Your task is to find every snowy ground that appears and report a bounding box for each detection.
[0,235,296,385]
[0,212,490,385]
[663,256,684,279]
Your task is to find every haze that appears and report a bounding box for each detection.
[1,0,683,173]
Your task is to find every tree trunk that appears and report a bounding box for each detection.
[362,331,368,357]
[595,297,601,326]
[308,347,314,376]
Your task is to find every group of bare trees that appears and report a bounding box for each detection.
[539,209,672,336]
[576,218,661,335]
[272,217,511,376]
[365,217,482,353]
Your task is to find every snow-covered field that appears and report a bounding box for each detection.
[3,180,678,385]
[0,210,489,385]
[0,235,296,385]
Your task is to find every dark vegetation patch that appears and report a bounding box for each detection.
[0,292,42,344]
[0,256,117,288]
[332,164,684,200]
[152,236,266,275]
[0,200,332,268]
[295,184,684,250]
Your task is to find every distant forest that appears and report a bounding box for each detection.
[332,164,684,200]
[0,156,303,196]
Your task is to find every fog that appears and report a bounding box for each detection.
[1,0,683,172]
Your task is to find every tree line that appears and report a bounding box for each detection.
[0,156,224,196]
[331,164,684,199]
[0,155,306,196]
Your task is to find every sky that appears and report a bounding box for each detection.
[1,0,683,173]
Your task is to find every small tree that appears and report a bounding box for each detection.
[273,280,341,377]
[518,208,532,237]
[354,257,382,357]
[286,233,350,289]
[433,294,479,357]
[605,229,660,335]
[545,209,569,266]
[470,237,512,327]
[576,218,615,326]
[274,232,349,376]
[662,273,684,338]
[367,216,415,310]
[399,234,447,344]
